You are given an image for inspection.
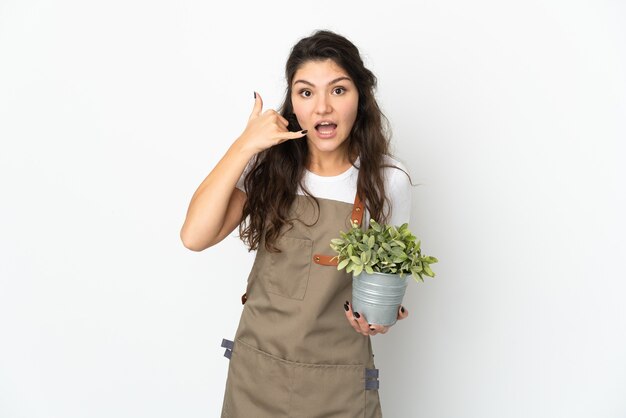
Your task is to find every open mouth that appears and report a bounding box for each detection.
[315,122,338,137]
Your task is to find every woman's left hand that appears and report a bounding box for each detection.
[343,301,408,336]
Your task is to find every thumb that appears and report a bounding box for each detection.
[249,91,263,120]
[397,305,409,320]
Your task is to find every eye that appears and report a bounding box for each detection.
[333,87,346,95]
[298,89,312,98]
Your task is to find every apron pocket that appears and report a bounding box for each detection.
[290,363,366,417]
[224,339,367,417]
[222,339,293,417]
[264,235,313,300]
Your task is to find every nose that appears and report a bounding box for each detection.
[314,94,332,115]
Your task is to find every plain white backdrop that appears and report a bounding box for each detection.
[1,0,625,417]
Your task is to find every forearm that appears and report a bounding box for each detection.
[180,138,255,251]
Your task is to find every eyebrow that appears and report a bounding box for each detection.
[293,76,352,87]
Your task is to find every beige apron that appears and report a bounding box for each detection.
[220,190,383,417]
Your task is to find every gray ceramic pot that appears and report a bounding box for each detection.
[352,271,409,326]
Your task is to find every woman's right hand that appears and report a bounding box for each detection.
[237,92,307,155]
[182,92,304,252]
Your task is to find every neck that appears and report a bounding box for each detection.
[306,148,358,177]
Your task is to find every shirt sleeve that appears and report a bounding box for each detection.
[235,172,245,192]
[385,160,412,227]
[235,159,254,193]
[362,158,413,229]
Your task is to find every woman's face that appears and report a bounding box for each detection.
[291,59,359,161]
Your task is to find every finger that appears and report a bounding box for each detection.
[344,301,362,334]
[262,109,289,127]
[352,310,371,336]
[277,113,290,127]
[278,130,308,142]
[370,324,389,334]
[368,324,381,336]
[369,324,385,334]
[274,117,289,131]
[249,91,263,120]
[397,305,409,320]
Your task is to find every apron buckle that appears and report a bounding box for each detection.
[221,338,234,360]
[365,367,379,390]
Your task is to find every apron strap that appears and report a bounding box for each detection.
[313,254,340,266]
[312,190,364,267]
[350,190,365,227]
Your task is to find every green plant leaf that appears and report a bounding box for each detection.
[337,258,350,270]
[412,272,424,283]
[353,265,363,276]
[423,263,435,277]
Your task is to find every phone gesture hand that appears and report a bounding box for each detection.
[239,92,307,154]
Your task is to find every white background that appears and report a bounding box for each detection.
[1,1,625,417]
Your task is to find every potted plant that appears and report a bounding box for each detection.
[330,219,438,326]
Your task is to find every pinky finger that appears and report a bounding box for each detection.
[289,130,308,139]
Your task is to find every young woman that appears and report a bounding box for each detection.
[181,29,413,417]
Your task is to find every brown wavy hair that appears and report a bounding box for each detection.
[238,29,411,252]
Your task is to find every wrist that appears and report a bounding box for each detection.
[231,136,259,160]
